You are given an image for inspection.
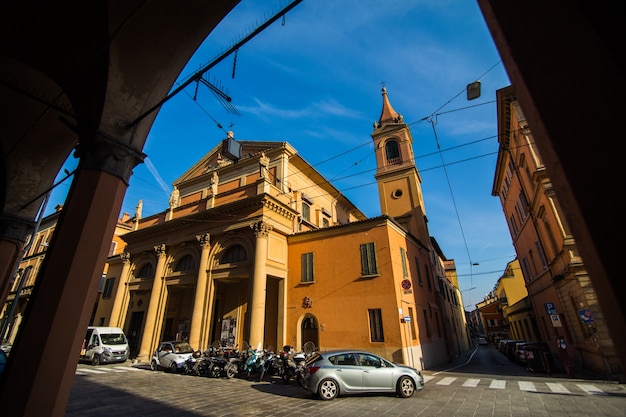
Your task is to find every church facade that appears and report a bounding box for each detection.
[90,89,470,368]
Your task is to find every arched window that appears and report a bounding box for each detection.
[222,244,247,263]
[385,139,401,164]
[174,254,195,272]
[136,263,154,279]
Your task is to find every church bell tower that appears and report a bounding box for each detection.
[372,87,429,244]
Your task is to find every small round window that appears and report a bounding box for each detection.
[391,189,403,199]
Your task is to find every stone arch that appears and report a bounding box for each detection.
[297,313,319,352]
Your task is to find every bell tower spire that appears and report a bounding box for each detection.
[372,87,429,244]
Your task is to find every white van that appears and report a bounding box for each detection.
[80,326,129,365]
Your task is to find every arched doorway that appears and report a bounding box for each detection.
[300,313,319,351]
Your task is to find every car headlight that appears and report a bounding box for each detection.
[103,346,112,352]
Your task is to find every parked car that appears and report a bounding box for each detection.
[515,341,548,365]
[477,337,488,345]
[150,340,195,373]
[498,339,511,353]
[505,340,525,361]
[302,350,425,401]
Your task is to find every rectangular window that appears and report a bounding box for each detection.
[423,309,431,337]
[408,308,417,340]
[302,203,310,222]
[360,242,378,276]
[301,252,314,283]
[414,257,423,285]
[322,218,329,228]
[425,264,432,291]
[400,247,408,277]
[520,256,532,282]
[102,277,115,299]
[368,308,384,342]
[534,240,548,269]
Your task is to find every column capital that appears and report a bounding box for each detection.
[74,131,146,185]
[154,243,166,258]
[121,252,131,263]
[0,213,35,243]
[196,233,211,248]
[251,220,272,238]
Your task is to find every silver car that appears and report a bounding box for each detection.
[150,340,195,373]
[302,350,425,400]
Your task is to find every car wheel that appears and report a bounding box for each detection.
[169,362,178,373]
[150,360,158,371]
[318,378,339,400]
[397,376,415,398]
[91,355,100,366]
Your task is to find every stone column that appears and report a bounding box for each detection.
[108,252,132,328]
[137,244,168,362]
[189,233,211,350]
[0,132,144,416]
[249,220,272,350]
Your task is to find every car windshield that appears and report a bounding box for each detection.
[100,333,127,345]
[171,341,194,353]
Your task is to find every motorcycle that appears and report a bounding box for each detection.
[244,347,267,381]
[259,345,299,383]
[206,345,238,378]
[182,350,202,376]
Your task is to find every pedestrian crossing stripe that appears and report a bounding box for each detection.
[462,378,480,387]
[489,380,506,389]
[112,366,141,372]
[518,381,537,392]
[545,382,570,393]
[577,384,607,395]
[77,368,107,374]
[436,377,456,385]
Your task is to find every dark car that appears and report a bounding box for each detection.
[505,340,525,361]
[302,350,425,401]
[515,341,548,365]
[150,340,195,373]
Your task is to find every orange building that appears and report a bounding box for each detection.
[492,86,621,378]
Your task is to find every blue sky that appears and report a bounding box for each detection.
[47,0,515,309]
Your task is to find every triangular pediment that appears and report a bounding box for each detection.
[173,139,290,186]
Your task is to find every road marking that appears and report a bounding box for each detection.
[113,366,142,372]
[423,375,435,383]
[518,381,537,392]
[96,367,127,372]
[576,384,606,395]
[77,368,107,374]
[546,382,570,393]
[489,379,506,389]
[436,377,457,385]
[462,378,480,387]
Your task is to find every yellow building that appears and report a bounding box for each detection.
[0,205,133,345]
[492,86,621,378]
[494,259,538,341]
